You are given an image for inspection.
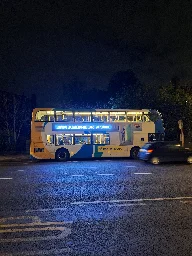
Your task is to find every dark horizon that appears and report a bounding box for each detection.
[1,0,192,106]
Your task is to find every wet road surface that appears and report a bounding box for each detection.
[0,160,192,255]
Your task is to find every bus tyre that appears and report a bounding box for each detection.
[55,148,70,162]
[130,147,140,159]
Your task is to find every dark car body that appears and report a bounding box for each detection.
[138,141,192,164]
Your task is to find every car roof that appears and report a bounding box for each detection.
[148,141,180,145]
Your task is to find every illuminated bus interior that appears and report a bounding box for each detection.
[46,133,110,146]
[35,110,150,122]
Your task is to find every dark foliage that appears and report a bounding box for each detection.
[0,90,33,152]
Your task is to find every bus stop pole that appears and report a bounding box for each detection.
[178,120,184,147]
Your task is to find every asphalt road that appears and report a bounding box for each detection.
[0,159,192,256]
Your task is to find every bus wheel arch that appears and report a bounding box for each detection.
[55,148,70,161]
[130,146,140,159]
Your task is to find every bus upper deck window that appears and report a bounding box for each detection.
[74,112,91,122]
[109,112,126,122]
[92,112,109,122]
[137,115,142,121]
[142,113,150,122]
[127,115,133,121]
[56,111,74,122]
[35,111,54,121]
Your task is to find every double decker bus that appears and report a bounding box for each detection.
[30,108,164,161]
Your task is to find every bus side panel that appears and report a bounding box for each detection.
[94,145,131,158]
[30,143,55,160]
[70,145,94,159]
[30,122,55,160]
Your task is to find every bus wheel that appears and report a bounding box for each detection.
[130,147,140,159]
[55,148,70,162]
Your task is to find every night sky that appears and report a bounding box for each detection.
[1,0,192,106]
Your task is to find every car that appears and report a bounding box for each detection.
[138,141,192,165]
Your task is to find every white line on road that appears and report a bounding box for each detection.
[0,221,65,228]
[0,220,72,242]
[0,248,72,256]
[0,216,40,222]
[0,226,65,233]
[0,228,71,243]
[23,197,192,214]
[71,196,192,205]
[71,174,84,177]
[109,203,146,207]
[180,201,192,204]
[18,170,24,172]
[78,167,97,169]
[134,173,152,175]
[0,178,12,180]
[97,173,114,176]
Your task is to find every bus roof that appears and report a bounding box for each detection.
[33,108,150,112]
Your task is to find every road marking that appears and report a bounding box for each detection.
[109,203,146,207]
[0,178,12,180]
[134,173,152,175]
[23,197,192,214]
[0,229,71,243]
[0,226,65,233]
[18,170,24,172]
[0,221,65,228]
[97,173,114,176]
[0,216,72,243]
[71,196,192,205]
[180,200,192,204]
[0,216,40,222]
[78,167,97,169]
[0,248,72,256]
[72,174,84,177]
